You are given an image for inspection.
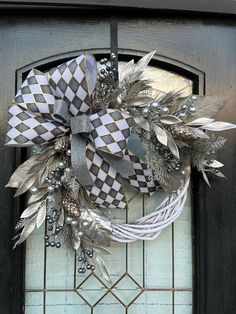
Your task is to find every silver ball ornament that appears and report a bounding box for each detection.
[178,112,187,120]
[65,216,73,224]
[71,220,78,227]
[47,186,55,193]
[150,101,160,110]
[189,106,196,113]
[82,220,89,228]
[190,95,197,101]
[30,186,38,195]
[142,107,150,117]
[160,106,169,115]
[66,149,71,156]
[58,161,65,169]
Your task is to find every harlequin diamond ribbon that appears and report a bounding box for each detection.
[5,54,159,208]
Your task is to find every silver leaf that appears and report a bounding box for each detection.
[93,247,111,255]
[159,115,182,125]
[73,238,81,251]
[5,154,39,188]
[80,209,112,246]
[58,208,65,227]
[119,59,135,82]
[184,96,229,123]
[207,169,226,178]
[154,126,168,146]
[134,116,150,131]
[202,171,211,187]
[203,159,224,168]
[35,146,56,162]
[122,51,156,84]
[14,215,36,248]
[165,130,180,160]
[95,255,112,283]
[128,96,153,107]
[36,201,47,228]
[14,173,36,197]
[136,50,156,72]
[186,117,215,127]
[21,201,42,218]
[189,127,210,139]
[200,121,236,131]
[28,188,47,204]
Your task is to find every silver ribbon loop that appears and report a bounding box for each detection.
[53,99,72,125]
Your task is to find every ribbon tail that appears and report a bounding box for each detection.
[101,152,134,177]
[71,135,94,186]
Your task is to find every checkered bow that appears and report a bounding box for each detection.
[5,54,159,209]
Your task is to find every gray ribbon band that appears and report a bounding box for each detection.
[71,135,94,186]
[101,152,134,177]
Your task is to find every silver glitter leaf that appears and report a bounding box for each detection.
[120,59,135,82]
[80,209,112,246]
[5,154,39,188]
[95,255,112,283]
[186,117,215,127]
[203,160,224,168]
[190,127,210,139]
[73,238,81,251]
[134,116,150,132]
[21,201,42,218]
[207,169,226,178]
[159,115,182,125]
[154,126,168,146]
[14,216,37,248]
[166,130,180,160]
[14,174,36,197]
[35,146,56,162]
[58,209,65,227]
[202,171,211,187]
[184,96,228,123]
[28,188,47,204]
[121,51,156,84]
[93,247,111,255]
[136,50,156,73]
[36,201,47,228]
[200,121,236,131]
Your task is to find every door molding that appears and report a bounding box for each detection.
[0,0,235,15]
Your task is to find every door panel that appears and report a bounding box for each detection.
[0,12,235,314]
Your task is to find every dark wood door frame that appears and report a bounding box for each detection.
[0,7,235,314]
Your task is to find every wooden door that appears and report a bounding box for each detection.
[0,8,235,314]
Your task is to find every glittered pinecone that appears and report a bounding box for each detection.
[54,136,70,152]
[62,196,81,218]
[167,124,198,141]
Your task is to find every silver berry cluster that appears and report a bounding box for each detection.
[175,95,197,120]
[78,248,95,274]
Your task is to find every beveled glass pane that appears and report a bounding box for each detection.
[45,292,90,314]
[25,225,45,289]
[174,193,193,288]
[46,243,75,289]
[129,291,172,314]
[174,291,192,314]
[25,292,43,314]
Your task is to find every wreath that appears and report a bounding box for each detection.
[5,51,235,282]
